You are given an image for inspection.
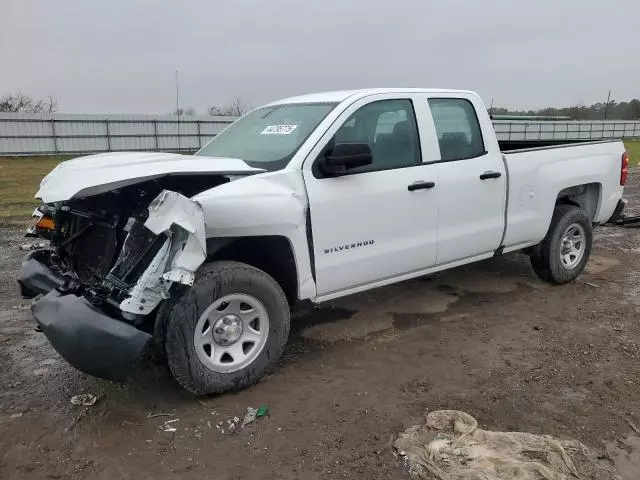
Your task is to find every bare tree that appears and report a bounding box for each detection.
[0,93,58,113]
[46,95,58,113]
[208,97,249,116]
[172,107,197,116]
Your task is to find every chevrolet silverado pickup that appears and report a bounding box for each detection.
[18,88,629,394]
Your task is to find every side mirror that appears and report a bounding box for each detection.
[319,143,373,176]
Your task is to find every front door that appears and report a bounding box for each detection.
[302,96,439,297]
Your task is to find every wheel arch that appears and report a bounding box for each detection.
[555,182,602,222]
[206,236,299,306]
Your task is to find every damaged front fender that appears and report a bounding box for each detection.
[145,189,207,284]
[117,190,207,316]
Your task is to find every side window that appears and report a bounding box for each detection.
[428,98,486,161]
[332,99,421,172]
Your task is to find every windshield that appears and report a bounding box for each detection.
[195,102,337,170]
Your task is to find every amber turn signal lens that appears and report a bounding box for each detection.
[36,216,55,230]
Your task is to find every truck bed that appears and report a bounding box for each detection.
[500,138,625,250]
[499,138,620,153]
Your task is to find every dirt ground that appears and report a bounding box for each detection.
[2,177,640,480]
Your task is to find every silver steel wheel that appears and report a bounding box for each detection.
[559,223,586,270]
[194,293,269,373]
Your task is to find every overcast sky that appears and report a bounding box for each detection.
[2,0,638,114]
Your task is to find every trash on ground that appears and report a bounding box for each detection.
[70,393,98,406]
[394,410,616,479]
[19,243,47,251]
[256,405,269,417]
[147,412,175,419]
[216,417,240,435]
[242,407,258,428]
[12,304,30,310]
[627,419,640,434]
[161,418,180,432]
[11,412,23,419]
[215,406,268,434]
[585,281,600,288]
[613,323,624,332]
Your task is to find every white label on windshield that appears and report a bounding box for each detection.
[260,124,298,135]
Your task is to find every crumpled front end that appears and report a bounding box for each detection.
[19,187,208,381]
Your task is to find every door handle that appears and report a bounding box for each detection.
[480,171,502,180]
[408,181,436,191]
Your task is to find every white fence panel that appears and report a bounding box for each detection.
[2,113,639,156]
[0,113,236,155]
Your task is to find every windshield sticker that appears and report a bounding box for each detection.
[260,125,298,135]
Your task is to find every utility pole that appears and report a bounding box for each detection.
[176,70,181,152]
[489,97,495,118]
[603,90,611,120]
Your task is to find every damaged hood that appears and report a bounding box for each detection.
[36,151,264,203]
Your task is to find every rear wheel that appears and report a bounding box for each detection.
[164,261,290,395]
[530,204,593,284]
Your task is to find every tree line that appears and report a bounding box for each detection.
[172,97,249,117]
[0,93,58,113]
[0,93,250,117]
[4,92,640,120]
[491,99,640,120]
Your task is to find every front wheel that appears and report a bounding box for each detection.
[164,261,290,395]
[530,204,593,284]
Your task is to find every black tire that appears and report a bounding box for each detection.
[164,261,290,395]
[530,204,593,284]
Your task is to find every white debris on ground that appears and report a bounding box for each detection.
[216,417,240,435]
[162,418,180,433]
[216,406,267,434]
[18,243,47,251]
[241,407,258,428]
[394,410,620,480]
[70,393,98,406]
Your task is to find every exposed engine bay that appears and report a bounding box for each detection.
[25,175,222,324]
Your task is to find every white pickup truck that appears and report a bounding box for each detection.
[19,88,628,394]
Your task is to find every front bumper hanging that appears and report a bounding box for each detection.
[31,290,152,381]
[19,249,152,381]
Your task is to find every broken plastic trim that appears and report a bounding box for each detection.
[117,190,207,316]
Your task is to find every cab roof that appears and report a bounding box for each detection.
[267,88,477,106]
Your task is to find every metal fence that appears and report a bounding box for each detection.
[492,120,640,141]
[1,113,639,156]
[0,113,235,156]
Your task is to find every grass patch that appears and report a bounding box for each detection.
[0,155,75,225]
[624,140,640,165]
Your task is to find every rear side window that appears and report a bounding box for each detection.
[428,98,486,161]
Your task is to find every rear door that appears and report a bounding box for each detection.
[423,95,507,264]
[302,94,440,297]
